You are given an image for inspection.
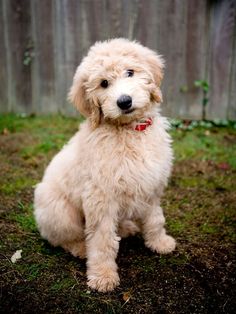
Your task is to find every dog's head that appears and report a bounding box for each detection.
[68,38,164,128]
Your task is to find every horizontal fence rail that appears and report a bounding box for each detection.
[0,0,235,119]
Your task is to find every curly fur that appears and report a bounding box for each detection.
[34,38,176,292]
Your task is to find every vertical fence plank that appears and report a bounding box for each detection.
[31,0,55,113]
[2,0,32,113]
[207,0,236,119]
[64,0,87,114]
[185,0,209,119]
[156,0,188,118]
[0,1,8,112]
[227,2,236,120]
[136,0,160,50]
[228,50,236,120]
[53,0,66,113]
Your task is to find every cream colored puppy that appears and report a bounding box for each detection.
[34,38,176,292]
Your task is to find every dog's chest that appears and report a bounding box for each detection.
[88,129,171,200]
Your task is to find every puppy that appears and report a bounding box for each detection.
[34,38,176,292]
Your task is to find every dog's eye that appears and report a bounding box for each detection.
[101,80,109,88]
[126,69,134,77]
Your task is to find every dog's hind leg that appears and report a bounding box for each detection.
[118,219,140,238]
[62,238,86,259]
[34,182,86,258]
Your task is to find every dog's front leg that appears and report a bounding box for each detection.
[142,202,176,254]
[85,202,120,292]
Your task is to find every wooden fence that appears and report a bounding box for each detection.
[0,0,236,119]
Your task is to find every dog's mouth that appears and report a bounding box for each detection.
[123,108,135,115]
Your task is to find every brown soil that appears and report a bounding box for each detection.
[0,119,235,314]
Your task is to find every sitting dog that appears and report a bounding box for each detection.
[34,38,176,292]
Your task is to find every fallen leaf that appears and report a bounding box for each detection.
[122,291,132,302]
[11,250,22,263]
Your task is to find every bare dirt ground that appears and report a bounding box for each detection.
[0,115,235,313]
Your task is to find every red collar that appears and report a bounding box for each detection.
[133,117,153,131]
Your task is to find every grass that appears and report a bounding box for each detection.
[172,127,236,169]
[0,114,236,313]
[12,202,36,232]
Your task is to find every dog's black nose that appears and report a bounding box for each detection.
[117,95,132,110]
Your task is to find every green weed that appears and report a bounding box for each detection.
[159,253,189,266]
[8,202,36,233]
[50,277,76,292]
[1,177,37,195]
[167,220,186,236]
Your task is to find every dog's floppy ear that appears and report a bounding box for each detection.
[145,50,164,103]
[68,66,101,128]
[146,51,164,87]
[68,66,91,118]
[151,85,163,103]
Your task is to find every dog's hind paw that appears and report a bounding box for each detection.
[146,234,176,254]
[62,240,86,259]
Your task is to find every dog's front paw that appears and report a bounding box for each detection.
[87,270,120,292]
[146,234,176,254]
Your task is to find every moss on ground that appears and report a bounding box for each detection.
[0,114,235,313]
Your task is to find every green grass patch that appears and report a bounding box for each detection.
[8,202,36,233]
[17,202,36,232]
[133,257,157,273]
[167,219,186,236]
[23,263,45,281]
[159,253,189,266]
[199,222,220,235]
[172,128,236,168]
[12,261,54,282]
[1,177,37,195]
[176,175,234,191]
[21,135,66,158]
[50,277,76,292]
[0,113,81,134]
